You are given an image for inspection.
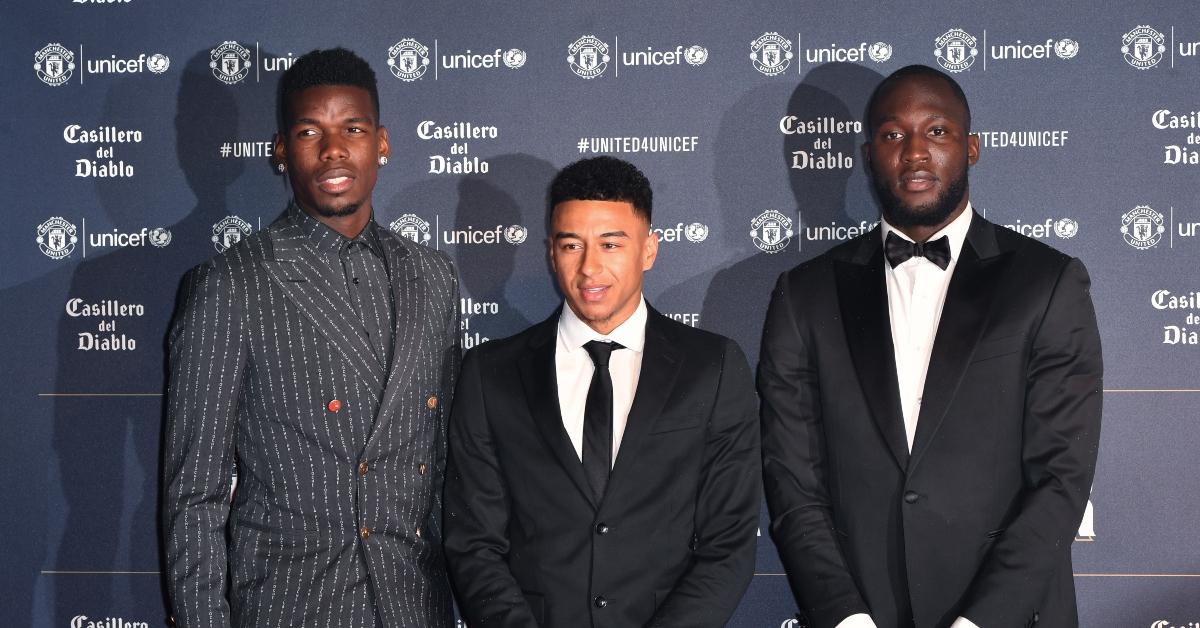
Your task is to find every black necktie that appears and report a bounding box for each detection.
[885,231,952,270]
[582,340,623,501]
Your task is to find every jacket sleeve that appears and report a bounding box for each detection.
[426,258,461,550]
[443,348,539,628]
[960,257,1103,626]
[758,271,871,628]
[162,260,247,628]
[647,339,761,628]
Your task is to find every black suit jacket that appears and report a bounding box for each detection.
[759,214,1102,628]
[444,306,760,627]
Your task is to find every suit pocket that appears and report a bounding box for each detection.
[650,414,702,434]
[234,514,321,540]
[522,591,545,624]
[970,333,1026,364]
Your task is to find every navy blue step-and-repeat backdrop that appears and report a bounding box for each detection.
[3,1,1199,626]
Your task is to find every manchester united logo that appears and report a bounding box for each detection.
[210,41,251,85]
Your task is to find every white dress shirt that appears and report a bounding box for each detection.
[555,297,647,465]
[835,205,980,628]
[883,203,973,451]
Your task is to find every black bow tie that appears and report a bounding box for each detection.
[885,231,951,270]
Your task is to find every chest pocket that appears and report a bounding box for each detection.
[970,332,1026,364]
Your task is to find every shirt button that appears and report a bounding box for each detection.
[358,462,369,476]
[904,491,920,504]
[595,523,609,535]
[352,277,360,285]
[327,399,342,413]
[359,526,371,540]
[593,596,607,608]
[417,463,427,476]
[426,395,438,410]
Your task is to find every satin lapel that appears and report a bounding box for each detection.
[366,233,429,450]
[607,309,682,494]
[908,219,1010,472]
[518,314,599,510]
[261,220,385,392]
[836,232,909,470]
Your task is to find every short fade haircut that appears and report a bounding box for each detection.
[277,47,380,132]
[548,156,653,224]
[865,64,972,136]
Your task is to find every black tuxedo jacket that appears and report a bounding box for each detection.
[759,214,1102,628]
[444,306,760,627]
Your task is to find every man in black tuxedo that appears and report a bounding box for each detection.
[445,156,760,627]
[759,65,1102,628]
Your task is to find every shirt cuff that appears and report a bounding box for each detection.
[834,614,878,628]
[950,617,981,628]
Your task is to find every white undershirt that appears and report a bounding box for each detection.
[836,205,978,628]
[555,297,646,465]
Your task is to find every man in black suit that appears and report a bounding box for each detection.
[759,65,1102,628]
[444,156,760,627]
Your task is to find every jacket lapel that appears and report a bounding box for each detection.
[908,216,1010,472]
[836,229,910,470]
[261,217,385,392]
[365,231,430,451]
[518,312,600,510]
[607,308,682,495]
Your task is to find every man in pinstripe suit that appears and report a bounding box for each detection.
[163,48,460,628]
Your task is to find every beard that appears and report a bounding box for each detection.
[871,163,969,228]
[310,201,361,218]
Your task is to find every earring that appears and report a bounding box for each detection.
[378,156,388,167]
[276,163,286,174]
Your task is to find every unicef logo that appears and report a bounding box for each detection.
[568,35,610,79]
[751,210,793,253]
[36,217,78,260]
[934,28,978,73]
[212,215,252,252]
[34,43,75,87]
[147,53,171,74]
[685,222,709,243]
[1122,25,1166,70]
[1053,218,1078,239]
[210,41,250,84]
[684,45,709,66]
[389,214,433,245]
[1120,205,1164,250]
[148,227,173,247]
[1054,39,1079,60]
[503,48,526,69]
[751,32,793,76]
[868,42,893,63]
[504,225,528,245]
[388,38,431,81]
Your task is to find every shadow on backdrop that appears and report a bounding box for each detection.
[385,153,560,343]
[701,62,883,366]
[41,48,280,627]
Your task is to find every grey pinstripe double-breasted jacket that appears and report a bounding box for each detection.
[163,205,460,628]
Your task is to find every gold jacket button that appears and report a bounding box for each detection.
[425,395,438,410]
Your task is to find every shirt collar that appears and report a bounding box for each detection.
[880,200,973,265]
[292,200,385,259]
[558,296,648,355]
